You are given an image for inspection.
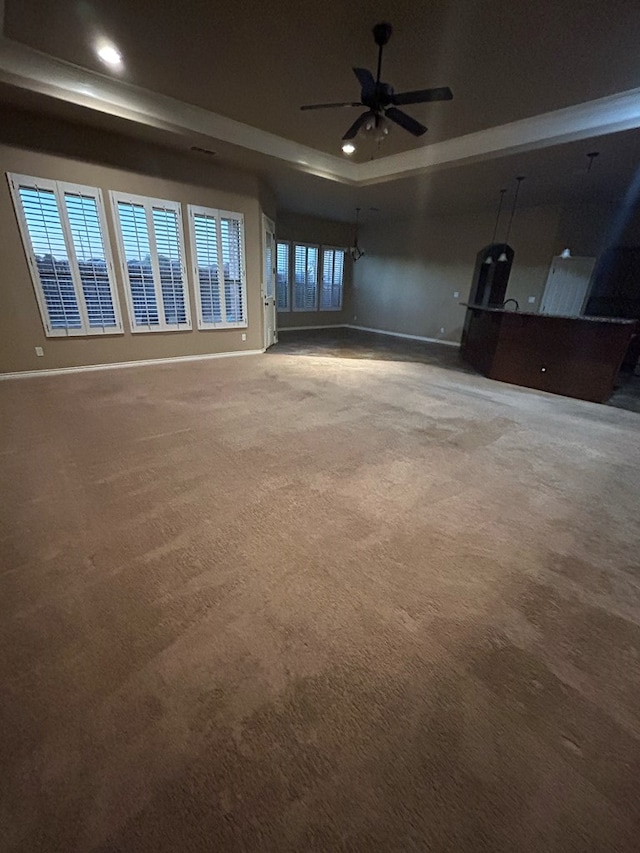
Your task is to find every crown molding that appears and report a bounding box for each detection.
[2,36,640,187]
[0,37,355,184]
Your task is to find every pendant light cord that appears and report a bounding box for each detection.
[491,189,506,243]
[503,176,525,246]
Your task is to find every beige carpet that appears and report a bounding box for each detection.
[1,352,640,852]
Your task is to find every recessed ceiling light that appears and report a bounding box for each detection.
[342,142,356,155]
[96,43,123,68]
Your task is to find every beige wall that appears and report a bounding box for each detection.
[0,116,267,374]
[552,201,620,257]
[352,204,570,343]
[276,211,353,328]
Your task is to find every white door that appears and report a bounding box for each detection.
[262,215,277,349]
[540,256,596,316]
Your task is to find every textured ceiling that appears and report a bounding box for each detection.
[5,0,640,160]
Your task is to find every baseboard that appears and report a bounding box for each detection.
[344,324,460,348]
[0,348,265,380]
[278,324,346,332]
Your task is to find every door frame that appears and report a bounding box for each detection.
[262,214,277,349]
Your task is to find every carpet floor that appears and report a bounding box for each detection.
[1,351,640,852]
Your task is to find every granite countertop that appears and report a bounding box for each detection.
[460,304,637,325]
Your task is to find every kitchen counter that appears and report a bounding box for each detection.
[460,304,637,402]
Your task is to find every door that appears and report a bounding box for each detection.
[262,215,277,349]
[540,256,596,316]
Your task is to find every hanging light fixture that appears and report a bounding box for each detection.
[498,176,525,261]
[586,151,599,173]
[560,153,599,257]
[350,207,365,261]
[485,188,507,264]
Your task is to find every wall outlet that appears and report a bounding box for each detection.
[35,346,44,357]
[440,327,445,334]
[353,314,358,321]
[241,333,247,341]
[528,296,536,304]
[453,291,460,298]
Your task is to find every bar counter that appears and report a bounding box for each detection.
[460,304,637,402]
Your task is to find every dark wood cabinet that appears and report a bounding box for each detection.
[461,305,637,403]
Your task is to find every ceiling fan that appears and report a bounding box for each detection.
[300,22,453,142]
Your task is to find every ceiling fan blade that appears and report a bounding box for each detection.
[385,107,427,136]
[300,101,363,111]
[392,86,453,106]
[353,67,376,96]
[342,110,374,140]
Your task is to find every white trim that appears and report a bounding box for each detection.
[278,324,346,331]
[3,36,640,186]
[0,348,264,380]
[278,322,460,346]
[0,37,353,185]
[345,324,460,347]
[261,214,277,350]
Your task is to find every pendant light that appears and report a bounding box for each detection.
[498,176,525,261]
[350,207,364,261]
[484,188,507,265]
[559,153,598,258]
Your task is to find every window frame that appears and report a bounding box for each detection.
[320,246,346,312]
[8,173,124,338]
[276,240,347,314]
[187,204,248,330]
[110,190,192,334]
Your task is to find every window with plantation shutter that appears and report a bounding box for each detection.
[320,248,345,311]
[8,174,122,337]
[187,205,247,329]
[111,192,191,332]
[276,241,290,311]
[293,243,318,311]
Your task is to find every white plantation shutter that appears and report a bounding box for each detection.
[276,241,290,311]
[8,174,122,337]
[191,210,222,324]
[188,205,247,328]
[320,248,345,311]
[116,201,159,328]
[153,207,188,325]
[220,216,244,323]
[64,191,119,330]
[111,192,191,332]
[293,244,318,311]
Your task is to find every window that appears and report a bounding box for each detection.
[293,243,319,312]
[187,205,247,328]
[8,173,122,337]
[111,192,191,332]
[320,248,345,311]
[276,241,290,311]
[276,241,346,313]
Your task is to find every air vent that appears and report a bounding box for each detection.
[190,146,217,156]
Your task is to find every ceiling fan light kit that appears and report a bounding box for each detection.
[300,22,453,152]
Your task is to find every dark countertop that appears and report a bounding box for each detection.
[460,303,637,325]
